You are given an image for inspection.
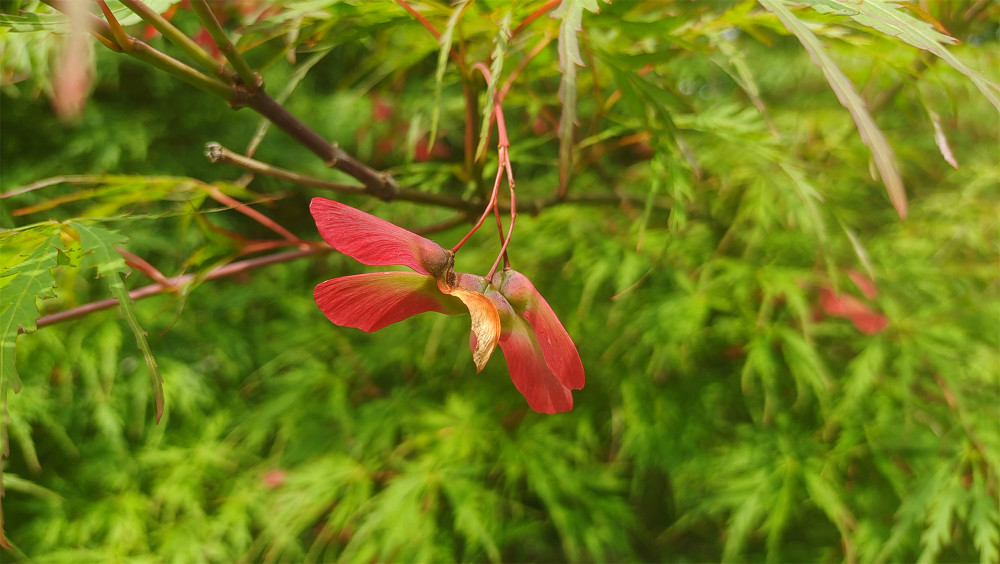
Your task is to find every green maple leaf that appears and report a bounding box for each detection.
[70,221,164,423]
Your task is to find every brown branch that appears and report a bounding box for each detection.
[205,143,670,215]
[32,211,466,330]
[236,90,400,198]
[41,0,398,198]
[41,0,235,99]
[189,0,261,88]
[118,247,171,286]
[32,248,326,330]
[118,0,229,80]
[205,143,473,210]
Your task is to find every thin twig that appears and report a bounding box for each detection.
[42,0,236,100]
[238,91,400,198]
[395,0,441,39]
[205,143,471,210]
[119,0,229,80]
[205,186,300,243]
[204,143,668,215]
[510,0,560,39]
[0,175,99,199]
[32,248,326,330]
[118,247,171,286]
[189,0,262,88]
[41,0,399,198]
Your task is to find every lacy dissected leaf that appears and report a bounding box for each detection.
[759,0,907,219]
[69,221,163,423]
[969,478,1000,564]
[474,10,510,161]
[552,0,607,192]
[429,0,469,151]
[0,226,63,393]
[806,0,1000,111]
[9,174,255,219]
[0,225,61,550]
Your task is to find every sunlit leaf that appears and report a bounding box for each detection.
[805,0,1000,112]
[429,0,468,151]
[760,0,908,219]
[552,0,607,193]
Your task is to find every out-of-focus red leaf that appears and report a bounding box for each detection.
[848,269,879,299]
[819,288,888,335]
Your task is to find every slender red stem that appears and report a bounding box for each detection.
[510,0,561,39]
[451,164,504,254]
[33,248,326,330]
[499,35,552,102]
[452,62,513,257]
[452,62,518,279]
[395,0,440,39]
[487,73,516,278]
[118,247,171,286]
[207,186,300,243]
[487,146,516,279]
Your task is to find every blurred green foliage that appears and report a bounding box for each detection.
[1,0,998,562]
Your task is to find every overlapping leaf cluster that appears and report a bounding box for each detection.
[1,0,997,561]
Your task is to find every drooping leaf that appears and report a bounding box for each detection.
[927,108,959,169]
[803,464,857,552]
[69,221,164,423]
[805,0,1000,112]
[551,0,607,193]
[759,0,908,219]
[429,0,468,151]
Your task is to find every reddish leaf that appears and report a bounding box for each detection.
[314,272,461,332]
[262,469,287,489]
[819,289,888,335]
[848,269,879,299]
[310,198,450,276]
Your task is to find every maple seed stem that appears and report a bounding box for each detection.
[452,62,519,274]
[451,163,503,254]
